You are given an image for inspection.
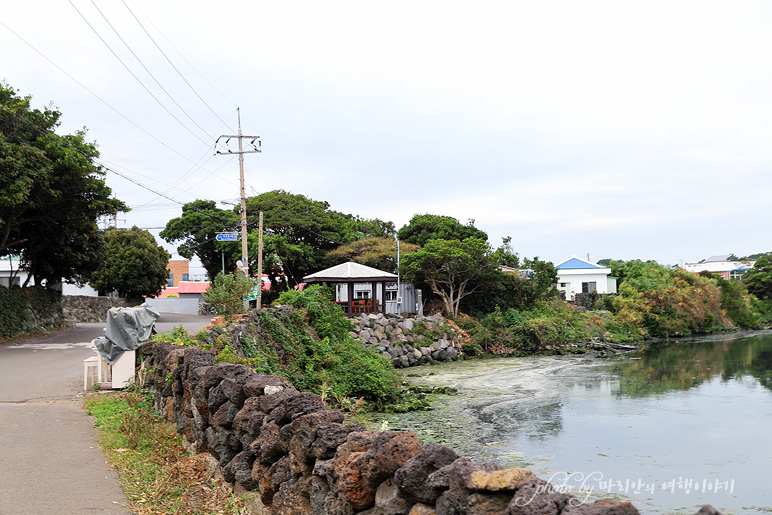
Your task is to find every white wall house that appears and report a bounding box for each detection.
[683,255,756,281]
[555,256,617,301]
[0,255,98,295]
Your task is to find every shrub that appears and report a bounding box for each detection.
[203,272,256,318]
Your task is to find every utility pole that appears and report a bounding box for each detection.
[216,108,261,310]
[257,212,264,309]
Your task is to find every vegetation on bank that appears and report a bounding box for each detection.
[84,389,248,514]
[456,259,769,357]
[157,285,440,413]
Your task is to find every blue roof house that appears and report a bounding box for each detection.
[555,256,617,301]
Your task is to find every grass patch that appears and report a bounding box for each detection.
[84,389,249,514]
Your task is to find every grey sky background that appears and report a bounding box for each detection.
[3,1,771,267]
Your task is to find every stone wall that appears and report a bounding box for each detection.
[60,295,142,322]
[573,292,618,310]
[138,342,721,515]
[350,313,461,368]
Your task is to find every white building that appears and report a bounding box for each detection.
[683,255,756,281]
[0,255,98,295]
[555,256,617,301]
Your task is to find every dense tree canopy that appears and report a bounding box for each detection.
[245,190,394,289]
[89,227,171,298]
[397,214,488,247]
[402,237,499,317]
[0,83,127,285]
[324,237,419,272]
[745,253,772,300]
[160,199,240,280]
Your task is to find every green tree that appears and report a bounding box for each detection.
[402,237,499,317]
[397,214,488,247]
[160,199,240,280]
[324,237,419,272]
[245,190,391,289]
[203,272,256,317]
[745,253,772,300]
[89,227,171,298]
[492,236,520,268]
[0,83,127,285]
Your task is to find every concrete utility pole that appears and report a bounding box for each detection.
[216,108,261,310]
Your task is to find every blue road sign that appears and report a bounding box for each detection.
[216,233,239,242]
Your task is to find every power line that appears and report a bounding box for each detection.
[89,0,215,141]
[68,0,212,147]
[120,0,234,133]
[122,0,238,112]
[0,17,237,182]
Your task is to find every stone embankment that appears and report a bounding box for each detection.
[61,295,140,322]
[139,341,719,515]
[350,313,462,368]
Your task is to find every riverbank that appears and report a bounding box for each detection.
[377,330,772,514]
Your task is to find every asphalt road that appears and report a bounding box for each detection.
[0,313,212,515]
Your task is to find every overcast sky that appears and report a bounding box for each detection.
[3,1,771,267]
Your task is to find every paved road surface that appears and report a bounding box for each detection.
[0,313,212,515]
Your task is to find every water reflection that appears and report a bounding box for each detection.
[611,331,772,397]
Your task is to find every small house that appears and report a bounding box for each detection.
[555,256,617,301]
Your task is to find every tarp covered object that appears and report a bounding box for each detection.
[93,304,161,365]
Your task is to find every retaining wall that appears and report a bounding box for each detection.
[139,342,719,515]
[350,313,462,368]
[60,295,142,322]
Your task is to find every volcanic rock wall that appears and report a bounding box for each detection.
[138,341,710,515]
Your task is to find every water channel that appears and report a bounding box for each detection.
[378,330,772,514]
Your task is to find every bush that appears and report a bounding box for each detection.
[203,272,256,318]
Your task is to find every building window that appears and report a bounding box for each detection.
[168,274,174,287]
[355,290,370,300]
[581,281,597,293]
[559,282,569,288]
[385,290,397,301]
[182,273,189,281]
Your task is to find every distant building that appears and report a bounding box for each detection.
[683,255,755,281]
[166,260,190,287]
[555,256,617,301]
[177,281,210,303]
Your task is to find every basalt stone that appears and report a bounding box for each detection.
[562,499,640,515]
[220,375,249,408]
[308,476,334,515]
[265,391,326,426]
[506,476,574,515]
[208,383,229,415]
[272,476,313,515]
[211,400,240,429]
[336,451,375,511]
[408,504,437,515]
[433,458,502,515]
[466,468,533,492]
[358,480,415,515]
[446,347,459,360]
[243,373,294,398]
[163,347,186,369]
[233,397,267,440]
[467,492,514,514]
[395,443,460,504]
[205,426,240,466]
[254,388,300,415]
[222,449,258,489]
[311,423,367,460]
[282,410,346,464]
[360,431,423,488]
[201,362,249,392]
[265,456,295,506]
[251,420,285,465]
[183,347,215,371]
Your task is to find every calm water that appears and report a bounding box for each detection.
[380,331,772,514]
